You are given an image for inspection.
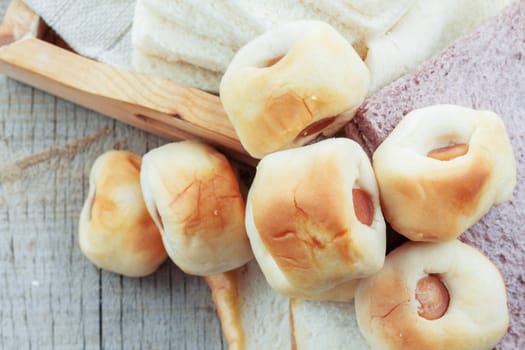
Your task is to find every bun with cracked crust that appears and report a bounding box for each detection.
[245,138,385,300]
[372,104,516,241]
[140,141,253,275]
[355,240,509,350]
[220,20,370,159]
[79,150,167,277]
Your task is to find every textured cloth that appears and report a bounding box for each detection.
[24,0,134,68]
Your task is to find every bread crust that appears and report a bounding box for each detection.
[252,153,359,288]
[373,105,516,241]
[79,150,167,277]
[220,20,369,158]
[246,138,385,299]
[141,141,253,275]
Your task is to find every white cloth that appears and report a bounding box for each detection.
[24,0,135,68]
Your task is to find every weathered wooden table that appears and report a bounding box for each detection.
[0,1,227,349]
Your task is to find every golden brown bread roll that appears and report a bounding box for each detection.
[245,138,385,300]
[355,240,509,350]
[140,141,253,276]
[220,20,370,159]
[373,104,516,241]
[79,150,167,277]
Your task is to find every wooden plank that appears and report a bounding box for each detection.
[0,1,256,166]
[100,265,225,350]
[0,38,255,166]
[0,0,246,162]
[0,2,230,348]
[0,77,102,348]
[0,72,227,349]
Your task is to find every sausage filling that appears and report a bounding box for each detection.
[427,143,468,161]
[415,274,450,320]
[352,188,374,226]
[262,55,284,68]
[296,117,336,139]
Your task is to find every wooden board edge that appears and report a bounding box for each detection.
[0,2,255,166]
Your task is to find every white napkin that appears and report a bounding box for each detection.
[24,0,135,68]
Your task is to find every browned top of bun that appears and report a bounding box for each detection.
[248,139,385,292]
[141,141,252,275]
[80,150,166,277]
[90,151,162,254]
[153,143,244,240]
[355,240,508,350]
[252,155,354,286]
[383,154,492,239]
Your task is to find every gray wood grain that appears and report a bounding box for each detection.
[0,3,226,346]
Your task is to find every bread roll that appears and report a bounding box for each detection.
[140,141,253,275]
[373,104,516,241]
[78,150,167,277]
[355,240,509,350]
[246,138,385,300]
[220,20,370,159]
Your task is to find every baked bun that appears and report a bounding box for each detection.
[246,138,385,300]
[79,150,167,277]
[355,240,509,350]
[140,141,253,275]
[220,20,370,159]
[373,104,516,241]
